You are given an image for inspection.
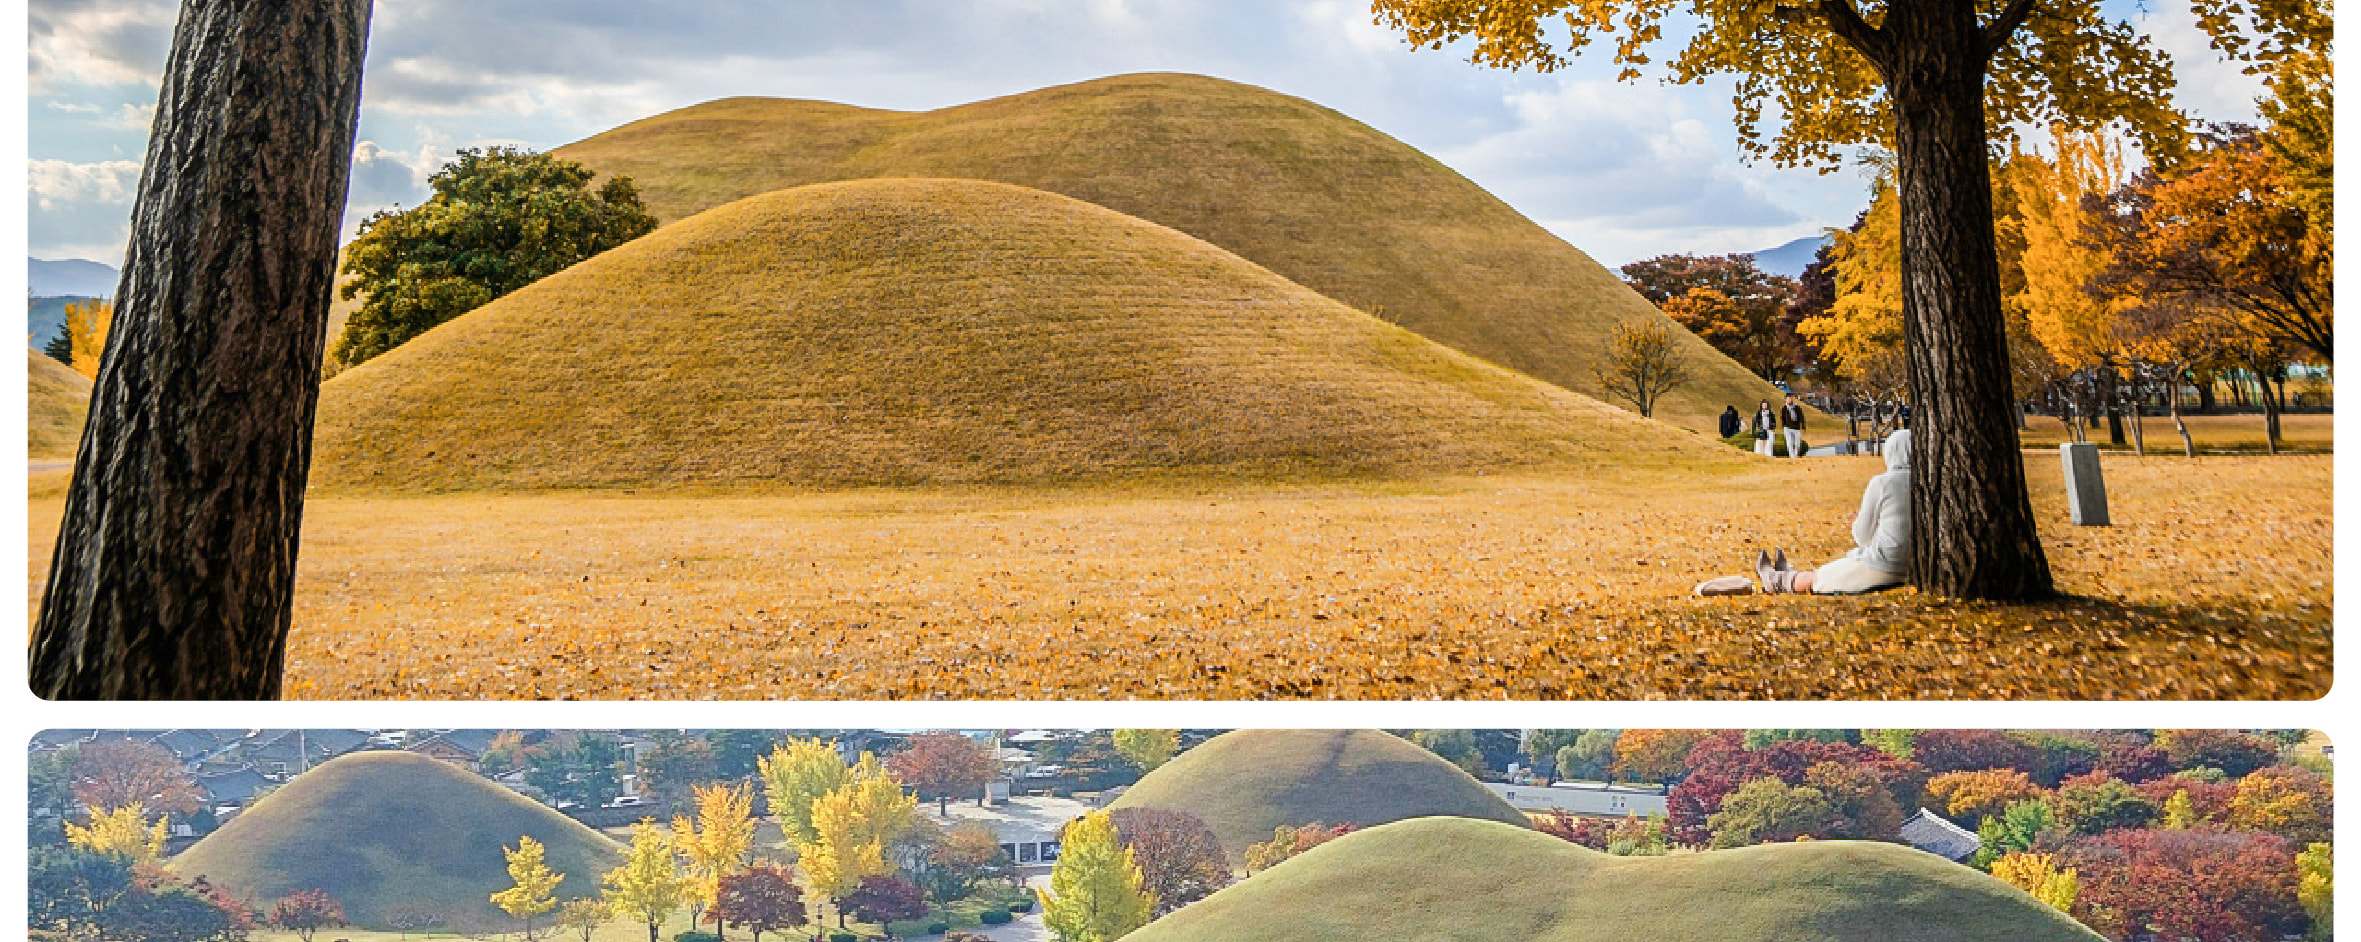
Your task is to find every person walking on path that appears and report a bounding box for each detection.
[1751,400,1774,456]
[1719,405,1742,439]
[1780,393,1806,458]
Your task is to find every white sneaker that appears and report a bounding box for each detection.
[1694,575,1755,597]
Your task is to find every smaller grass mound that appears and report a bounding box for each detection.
[169,751,623,927]
[1106,729,1528,863]
[27,349,90,462]
[1127,817,2103,942]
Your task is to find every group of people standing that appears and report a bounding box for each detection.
[1719,393,1809,458]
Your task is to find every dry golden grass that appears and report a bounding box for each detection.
[312,178,1730,490]
[28,452,2325,700]
[2015,412,2334,454]
[26,348,90,462]
[552,72,1792,429]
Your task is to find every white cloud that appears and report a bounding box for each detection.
[27,158,143,211]
[27,0,176,92]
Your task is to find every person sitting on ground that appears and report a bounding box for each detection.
[1758,428,1912,594]
[1719,404,1742,439]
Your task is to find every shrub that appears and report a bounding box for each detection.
[927,923,950,935]
[979,909,1013,925]
[1005,898,1034,914]
[830,933,857,942]
[675,933,720,942]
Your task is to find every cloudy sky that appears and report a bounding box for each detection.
[26,0,2265,268]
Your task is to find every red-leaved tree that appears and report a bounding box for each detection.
[840,876,927,940]
[1106,808,1230,914]
[269,890,345,942]
[713,866,806,942]
[2066,829,2305,942]
[887,733,999,816]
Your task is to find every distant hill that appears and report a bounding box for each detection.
[27,349,91,461]
[29,257,118,297]
[1127,817,2105,942]
[28,295,96,351]
[553,72,1791,430]
[1746,234,1832,279]
[168,751,623,927]
[1105,729,1530,863]
[310,178,1732,492]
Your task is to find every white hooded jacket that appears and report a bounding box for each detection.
[1847,430,1912,573]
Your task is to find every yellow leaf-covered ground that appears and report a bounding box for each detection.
[26,452,2329,700]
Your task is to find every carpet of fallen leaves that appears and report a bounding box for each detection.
[26,453,2331,700]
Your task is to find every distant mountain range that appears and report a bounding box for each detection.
[1744,234,1832,279]
[29,257,120,298]
[27,258,120,350]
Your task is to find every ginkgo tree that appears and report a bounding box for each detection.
[1371,0,2324,599]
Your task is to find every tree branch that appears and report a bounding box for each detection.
[1780,0,1890,76]
[1982,0,2040,60]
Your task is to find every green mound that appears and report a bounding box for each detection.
[311,178,1728,491]
[1129,817,2103,942]
[1106,729,1529,863]
[168,751,623,927]
[553,72,1789,430]
[27,349,90,462]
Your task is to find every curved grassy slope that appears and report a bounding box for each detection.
[311,178,1726,491]
[1129,817,2104,942]
[1106,729,1529,863]
[554,72,1787,429]
[168,751,623,927]
[27,350,90,461]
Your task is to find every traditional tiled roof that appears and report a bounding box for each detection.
[1899,807,1982,861]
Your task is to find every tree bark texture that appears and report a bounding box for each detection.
[1885,0,2055,599]
[30,0,372,699]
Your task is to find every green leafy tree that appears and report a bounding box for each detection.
[1039,811,1154,942]
[334,146,656,364]
[1372,0,2320,600]
[758,738,849,844]
[1971,797,2057,868]
[1707,777,1838,848]
[1110,730,1181,774]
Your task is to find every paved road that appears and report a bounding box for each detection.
[30,461,70,474]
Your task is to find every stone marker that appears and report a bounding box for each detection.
[2061,442,2109,526]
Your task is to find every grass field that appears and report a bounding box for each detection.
[26,348,90,462]
[28,446,2326,700]
[1125,817,2103,942]
[1108,729,1527,861]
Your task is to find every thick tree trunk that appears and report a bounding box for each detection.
[1886,0,2053,599]
[29,0,372,699]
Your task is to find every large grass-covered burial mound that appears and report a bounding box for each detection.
[167,751,622,927]
[1105,729,1529,862]
[552,72,1785,428]
[1127,817,2105,942]
[310,178,1726,491]
[27,350,90,462]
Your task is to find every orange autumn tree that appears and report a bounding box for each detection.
[1371,0,2320,600]
[1613,729,1710,785]
[1927,768,2043,827]
[2002,131,2134,446]
[2097,130,2329,452]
